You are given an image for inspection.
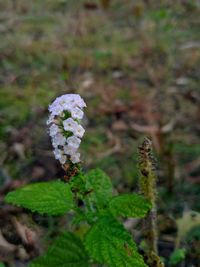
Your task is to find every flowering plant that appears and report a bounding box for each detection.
[4,94,159,267]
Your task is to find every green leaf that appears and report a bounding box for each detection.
[30,232,90,267]
[85,216,147,267]
[169,248,186,265]
[5,181,73,216]
[109,194,151,218]
[85,168,113,208]
[0,263,5,267]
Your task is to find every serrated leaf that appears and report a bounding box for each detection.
[85,168,113,208]
[85,216,147,267]
[30,232,89,267]
[109,193,151,218]
[5,181,73,216]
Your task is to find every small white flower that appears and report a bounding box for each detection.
[70,152,81,164]
[67,136,81,149]
[52,133,66,147]
[74,125,85,138]
[63,145,77,155]
[53,149,66,164]
[53,148,63,160]
[59,155,67,164]
[49,104,63,116]
[65,94,86,109]
[49,124,60,137]
[63,118,78,132]
[71,107,84,120]
[46,114,55,125]
[59,99,73,112]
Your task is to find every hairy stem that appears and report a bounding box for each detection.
[138,137,164,267]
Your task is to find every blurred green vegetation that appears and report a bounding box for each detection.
[0,0,199,186]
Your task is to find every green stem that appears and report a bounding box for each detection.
[138,137,164,267]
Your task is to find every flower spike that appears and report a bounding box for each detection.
[47,94,86,165]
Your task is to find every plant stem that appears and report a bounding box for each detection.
[138,137,164,267]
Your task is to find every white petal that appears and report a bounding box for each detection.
[49,124,60,137]
[63,145,77,155]
[63,118,78,132]
[74,125,85,138]
[49,103,63,116]
[59,155,67,164]
[71,107,84,120]
[53,148,62,159]
[52,133,66,147]
[46,114,55,125]
[67,136,81,149]
[70,152,81,164]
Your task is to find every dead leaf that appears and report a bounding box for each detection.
[13,218,37,246]
[176,210,200,247]
[112,120,128,131]
[12,143,25,159]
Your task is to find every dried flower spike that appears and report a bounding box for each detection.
[47,94,86,165]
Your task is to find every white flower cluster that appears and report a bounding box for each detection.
[47,94,86,165]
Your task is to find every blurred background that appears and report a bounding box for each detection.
[0,0,200,266]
